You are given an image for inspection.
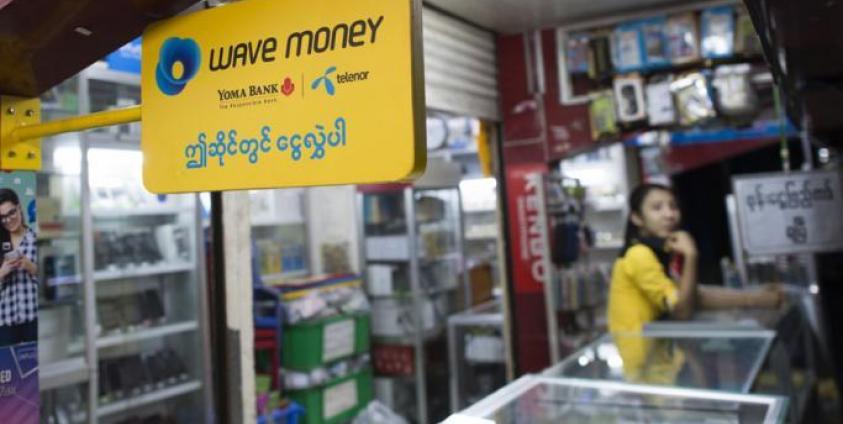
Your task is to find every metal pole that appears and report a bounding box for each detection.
[455,188,470,310]
[209,192,230,424]
[405,187,429,424]
[447,318,459,412]
[193,193,215,423]
[10,105,141,142]
[535,175,561,364]
[77,73,99,424]
[773,88,790,172]
[801,114,815,171]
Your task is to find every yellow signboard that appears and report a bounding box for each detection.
[141,0,425,193]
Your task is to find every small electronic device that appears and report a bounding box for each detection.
[613,74,647,123]
[3,250,21,262]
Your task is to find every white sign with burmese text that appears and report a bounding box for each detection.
[734,170,843,255]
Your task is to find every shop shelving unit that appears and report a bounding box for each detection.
[530,172,609,367]
[446,300,506,412]
[358,178,468,424]
[38,63,211,424]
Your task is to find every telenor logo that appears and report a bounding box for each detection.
[156,37,201,96]
[311,66,337,96]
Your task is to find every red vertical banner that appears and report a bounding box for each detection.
[504,163,551,373]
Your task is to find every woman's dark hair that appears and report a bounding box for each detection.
[0,189,20,206]
[621,183,675,256]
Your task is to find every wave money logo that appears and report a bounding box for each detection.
[311,66,337,96]
[156,37,202,96]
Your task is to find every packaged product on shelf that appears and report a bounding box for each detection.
[646,75,677,126]
[322,242,352,274]
[366,235,410,261]
[701,6,736,59]
[612,22,645,72]
[665,13,700,64]
[588,91,618,140]
[94,228,166,270]
[464,332,505,363]
[96,289,166,335]
[415,196,446,222]
[284,285,369,325]
[367,264,398,296]
[420,229,455,258]
[711,64,759,117]
[98,347,190,402]
[566,32,591,74]
[281,244,307,273]
[587,31,614,79]
[420,259,458,292]
[639,16,670,69]
[283,354,371,391]
[613,74,647,123]
[257,239,283,276]
[285,291,329,324]
[155,224,191,263]
[671,72,717,125]
[370,295,442,338]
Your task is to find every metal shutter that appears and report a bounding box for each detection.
[423,7,500,121]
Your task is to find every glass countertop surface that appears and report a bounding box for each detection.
[546,331,773,393]
[474,379,777,424]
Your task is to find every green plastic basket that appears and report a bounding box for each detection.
[282,313,370,371]
[287,368,373,424]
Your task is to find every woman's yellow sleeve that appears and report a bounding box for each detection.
[624,245,678,313]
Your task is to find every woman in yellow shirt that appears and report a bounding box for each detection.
[608,183,781,333]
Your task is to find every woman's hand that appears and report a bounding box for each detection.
[17,257,36,276]
[0,258,19,280]
[667,231,698,258]
[749,284,784,309]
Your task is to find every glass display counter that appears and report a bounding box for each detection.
[543,330,775,394]
[642,302,817,423]
[446,376,787,424]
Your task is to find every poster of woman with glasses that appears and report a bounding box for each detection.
[0,185,38,346]
[0,172,39,424]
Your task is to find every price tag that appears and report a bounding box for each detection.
[323,380,357,419]
[323,319,355,362]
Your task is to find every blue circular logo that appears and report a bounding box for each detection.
[156,37,201,96]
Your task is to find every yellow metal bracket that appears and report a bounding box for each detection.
[0,96,42,171]
[0,95,143,172]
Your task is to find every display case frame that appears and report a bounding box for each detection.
[359,179,469,424]
[38,63,212,424]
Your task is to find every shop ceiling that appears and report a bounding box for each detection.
[744,0,843,147]
[4,0,843,146]
[0,0,712,97]
[0,0,200,97]
[0,0,735,97]
[425,0,691,34]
